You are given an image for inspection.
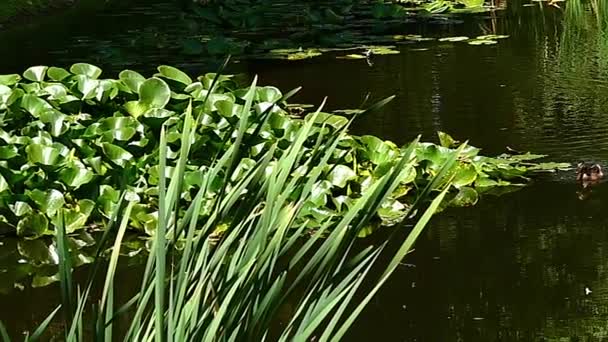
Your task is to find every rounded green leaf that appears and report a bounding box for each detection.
[70,63,102,79]
[139,77,171,109]
[256,86,282,102]
[26,143,63,166]
[21,94,53,117]
[43,84,68,98]
[101,143,133,167]
[23,66,48,82]
[450,187,479,206]
[17,213,49,239]
[47,67,71,81]
[124,100,149,118]
[0,74,21,86]
[27,189,65,216]
[438,36,469,42]
[0,145,18,159]
[59,164,95,188]
[328,165,357,188]
[453,163,478,187]
[39,110,67,136]
[10,201,33,217]
[468,39,498,45]
[157,65,192,85]
[119,70,146,93]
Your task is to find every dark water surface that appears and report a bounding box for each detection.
[1,1,608,340]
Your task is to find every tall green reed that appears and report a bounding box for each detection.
[0,75,463,341]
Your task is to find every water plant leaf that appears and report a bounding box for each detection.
[157,65,192,86]
[468,39,498,45]
[460,0,484,7]
[17,212,49,239]
[453,163,478,187]
[477,34,509,40]
[59,163,95,189]
[139,77,171,109]
[119,70,146,93]
[26,143,64,166]
[47,67,71,81]
[438,36,469,42]
[437,131,458,148]
[450,186,479,206]
[101,143,134,167]
[21,94,53,117]
[0,145,18,159]
[328,165,357,188]
[23,66,48,82]
[70,63,102,79]
[11,201,33,217]
[0,74,21,85]
[27,189,65,217]
[32,274,60,287]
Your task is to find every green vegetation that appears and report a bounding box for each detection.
[176,0,507,61]
[0,74,463,340]
[0,63,568,241]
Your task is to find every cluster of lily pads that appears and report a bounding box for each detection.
[0,63,569,240]
[177,0,508,61]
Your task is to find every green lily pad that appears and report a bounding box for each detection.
[0,74,21,86]
[139,77,171,109]
[468,39,498,45]
[70,63,102,79]
[25,143,64,166]
[23,66,48,82]
[157,65,193,86]
[119,70,146,93]
[47,67,71,81]
[450,187,479,206]
[16,213,49,239]
[438,36,470,42]
[328,165,357,188]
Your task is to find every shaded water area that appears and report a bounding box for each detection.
[2,0,608,340]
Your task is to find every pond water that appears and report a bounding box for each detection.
[1,0,608,340]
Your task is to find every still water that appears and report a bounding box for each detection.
[1,0,608,340]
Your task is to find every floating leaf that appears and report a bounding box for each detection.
[438,36,470,42]
[328,165,357,188]
[477,34,509,40]
[468,39,498,45]
[27,189,65,217]
[47,67,71,81]
[0,145,18,159]
[11,202,33,217]
[32,274,60,287]
[17,213,49,239]
[0,74,21,85]
[101,143,133,167]
[139,77,171,109]
[453,163,478,187]
[450,187,479,206]
[157,65,192,85]
[21,94,53,117]
[23,66,48,82]
[25,143,64,166]
[59,163,95,188]
[438,131,458,148]
[70,63,102,79]
[119,70,146,93]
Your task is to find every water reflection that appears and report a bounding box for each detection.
[349,182,608,341]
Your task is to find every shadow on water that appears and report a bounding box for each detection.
[2,0,608,340]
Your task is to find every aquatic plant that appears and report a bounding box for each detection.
[0,74,462,340]
[0,63,568,240]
